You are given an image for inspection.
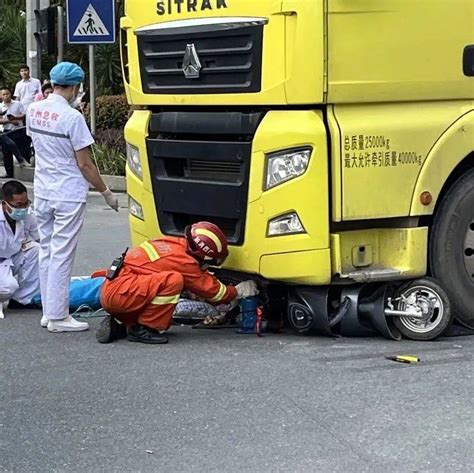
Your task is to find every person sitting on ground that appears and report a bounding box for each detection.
[0,180,40,318]
[94,221,259,345]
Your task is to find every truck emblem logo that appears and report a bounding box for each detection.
[182,44,202,79]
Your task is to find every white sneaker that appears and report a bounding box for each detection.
[40,315,49,328]
[0,301,7,319]
[47,316,89,333]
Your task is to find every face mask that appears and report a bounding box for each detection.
[68,95,78,107]
[5,202,29,220]
[68,86,81,107]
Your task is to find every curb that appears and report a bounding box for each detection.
[13,164,127,193]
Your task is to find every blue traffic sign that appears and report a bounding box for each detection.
[67,0,115,44]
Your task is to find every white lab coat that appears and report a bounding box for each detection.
[26,93,94,320]
[0,206,40,305]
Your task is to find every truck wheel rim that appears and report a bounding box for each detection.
[464,220,474,281]
[397,286,444,334]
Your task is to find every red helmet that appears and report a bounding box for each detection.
[185,221,229,266]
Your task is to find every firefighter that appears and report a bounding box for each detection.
[94,222,258,344]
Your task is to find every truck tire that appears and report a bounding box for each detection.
[429,168,474,329]
[391,277,452,341]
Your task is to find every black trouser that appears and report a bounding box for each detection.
[0,128,31,177]
[1,149,14,177]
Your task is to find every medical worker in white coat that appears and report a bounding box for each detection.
[26,62,119,333]
[0,180,40,319]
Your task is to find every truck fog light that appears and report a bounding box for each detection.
[126,143,142,179]
[128,196,144,220]
[268,212,305,236]
[265,148,312,190]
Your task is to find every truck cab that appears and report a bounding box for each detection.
[121,0,474,339]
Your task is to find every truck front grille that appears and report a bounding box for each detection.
[163,156,242,184]
[135,20,264,94]
[146,111,265,244]
[185,159,241,182]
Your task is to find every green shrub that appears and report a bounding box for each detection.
[91,142,126,177]
[85,95,131,130]
[95,128,126,155]
[92,128,127,176]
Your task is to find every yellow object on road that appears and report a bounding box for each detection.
[386,355,421,364]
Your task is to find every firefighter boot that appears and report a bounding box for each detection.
[127,324,169,344]
[96,315,127,343]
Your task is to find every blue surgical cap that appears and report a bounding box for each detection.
[50,62,85,86]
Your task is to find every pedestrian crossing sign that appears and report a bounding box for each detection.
[67,0,115,44]
[73,5,109,37]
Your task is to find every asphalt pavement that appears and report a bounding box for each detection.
[1,187,473,472]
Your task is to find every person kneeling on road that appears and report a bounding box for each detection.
[93,221,259,345]
[0,180,40,318]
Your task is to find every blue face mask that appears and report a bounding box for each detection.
[5,202,29,221]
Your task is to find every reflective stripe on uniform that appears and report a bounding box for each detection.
[194,228,223,252]
[140,241,160,262]
[209,281,227,303]
[28,127,70,139]
[151,294,180,305]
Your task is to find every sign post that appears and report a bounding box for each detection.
[66,0,116,135]
[89,45,96,134]
[57,5,64,63]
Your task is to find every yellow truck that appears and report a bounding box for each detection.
[121,0,474,341]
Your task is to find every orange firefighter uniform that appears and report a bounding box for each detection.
[94,237,238,331]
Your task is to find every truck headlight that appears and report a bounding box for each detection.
[265,148,312,190]
[126,143,142,179]
[128,195,144,220]
[268,212,305,236]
